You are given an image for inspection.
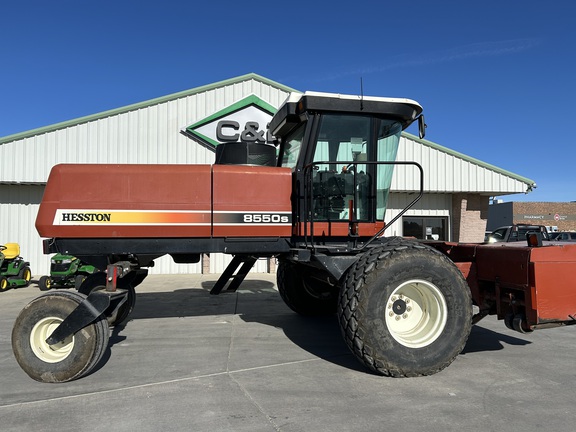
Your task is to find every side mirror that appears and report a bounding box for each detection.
[418,115,426,139]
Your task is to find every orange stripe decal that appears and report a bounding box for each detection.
[53,209,211,226]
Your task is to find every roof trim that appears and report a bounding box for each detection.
[402,131,536,189]
[0,73,298,144]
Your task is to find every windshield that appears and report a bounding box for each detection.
[311,115,402,221]
[280,122,306,169]
[376,120,402,220]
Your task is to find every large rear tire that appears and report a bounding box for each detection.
[338,239,472,377]
[277,261,338,316]
[11,290,110,383]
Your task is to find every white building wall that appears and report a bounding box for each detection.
[0,184,45,276]
[209,254,270,274]
[384,193,452,238]
[393,135,530,194]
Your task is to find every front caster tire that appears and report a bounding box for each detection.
[11,290,110,383]
[338,240,472,377]
[277,261,338,316]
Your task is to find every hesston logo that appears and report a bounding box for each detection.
[53,209,212,226]
[61,212,112,222]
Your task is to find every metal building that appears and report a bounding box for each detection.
[0,73,535,275]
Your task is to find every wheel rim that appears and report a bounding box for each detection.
[1,278,7,290]
[24,269,31,282]
[385,279,448,348]
[30,317,74,363]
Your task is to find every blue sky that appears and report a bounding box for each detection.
[1,1,574,202]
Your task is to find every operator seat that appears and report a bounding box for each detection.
[2,243,20,260]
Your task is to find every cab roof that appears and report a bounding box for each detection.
[270,91,423,138]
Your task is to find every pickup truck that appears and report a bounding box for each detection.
[486,224,550,243]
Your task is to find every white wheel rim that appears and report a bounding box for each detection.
[30,317,74,363]
[385,279,448,348]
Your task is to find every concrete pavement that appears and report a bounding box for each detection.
[1,273,576,431]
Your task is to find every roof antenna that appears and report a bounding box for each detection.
[360,77,364,110]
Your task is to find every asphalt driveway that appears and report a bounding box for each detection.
[1,274,576,432]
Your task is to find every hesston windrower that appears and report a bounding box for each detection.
[11,91,576,383]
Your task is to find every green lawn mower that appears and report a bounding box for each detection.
[38,254,97,291]
[0,243,32,290]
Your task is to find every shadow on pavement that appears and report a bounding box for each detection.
[462,324,531,354]
[93,278,533,376]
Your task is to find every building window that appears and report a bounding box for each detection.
[403,217,448,241]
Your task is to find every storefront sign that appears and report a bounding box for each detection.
[182,95,276,148]
[515,213,576,221]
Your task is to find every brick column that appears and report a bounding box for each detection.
[202,254,210,274]
[268,257,277,273]
[452,194,489,242]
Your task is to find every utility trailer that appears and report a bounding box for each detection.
[12,91,576,383]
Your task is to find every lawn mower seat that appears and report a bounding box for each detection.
[2,243,20,260]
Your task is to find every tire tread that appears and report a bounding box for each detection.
[338,238,472,377]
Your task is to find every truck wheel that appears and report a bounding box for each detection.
[78,272,136,326]
[338,239,472,377]
[11,290,110,383]
[277,261,338,315]
[38,275,52,291]
[19,266,32,287]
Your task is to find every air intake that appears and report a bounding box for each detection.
[215,142,276,166]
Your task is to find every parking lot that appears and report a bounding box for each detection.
[2,273,576,432]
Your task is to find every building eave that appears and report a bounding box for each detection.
[402,131,536,191]
[0,73,299,145]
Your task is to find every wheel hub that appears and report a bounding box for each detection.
[388,295,413,321]
[392,298,407,315]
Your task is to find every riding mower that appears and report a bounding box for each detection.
[0,243,32,290]
[38,253,97,291]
